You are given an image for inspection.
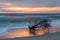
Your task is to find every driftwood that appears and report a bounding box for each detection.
[28,19,51,35]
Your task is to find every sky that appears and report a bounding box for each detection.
[0,0,60,14]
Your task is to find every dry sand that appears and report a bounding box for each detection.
[0,32,60,40]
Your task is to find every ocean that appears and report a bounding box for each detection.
[0,14,60,38]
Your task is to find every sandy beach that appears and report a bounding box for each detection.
[0,32,60,40]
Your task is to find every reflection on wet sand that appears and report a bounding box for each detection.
[1,26,60,39]
[5,28,48,38]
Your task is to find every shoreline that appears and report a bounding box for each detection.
[0,32,60,40]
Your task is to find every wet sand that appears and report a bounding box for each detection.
[0,26,60,39]
[1,32,60,40]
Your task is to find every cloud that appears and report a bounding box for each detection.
[0,7,59,13]
[0,0,60,13]
[0,0,60,7]
[0,3,12,6]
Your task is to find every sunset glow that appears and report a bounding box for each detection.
[5,28,47,38]
[4,7,30,10]
[0,0,60,14]
[1,7,60,13]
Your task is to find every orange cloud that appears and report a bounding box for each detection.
[1,7,60,14]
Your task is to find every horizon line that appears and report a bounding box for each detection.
[0,13,60,15]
